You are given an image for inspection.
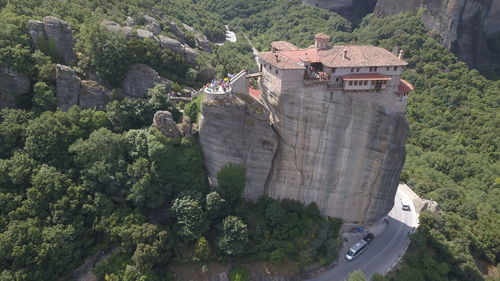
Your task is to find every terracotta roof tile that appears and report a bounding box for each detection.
[259,41,408,70]
[397,79,414,94]
[271,41,299,51]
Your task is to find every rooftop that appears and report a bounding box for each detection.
[258,36,408,70]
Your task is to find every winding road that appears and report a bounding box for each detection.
[308,184,419,281]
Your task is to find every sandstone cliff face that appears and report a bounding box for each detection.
[28,16,77,64]
[374,0,500,67]
[56,64,110,111]
[122,64,172,98]
[199,95,278,200]
[200,87,407,222]
[263,87,407,222]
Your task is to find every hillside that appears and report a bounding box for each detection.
[0,0,499,281]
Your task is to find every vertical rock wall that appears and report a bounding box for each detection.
[262,86,407,222]
[199,85,407,222]
[199,95,278,200]
[374,0,500,67]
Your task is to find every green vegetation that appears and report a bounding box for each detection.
[229,266,250,281]
[1,0,498,280]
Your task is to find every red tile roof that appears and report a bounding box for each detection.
[258,42,408,70]
[315,33,330,39]
[271,41,299,51]
[342,73,392,81]
[397,79,414,94]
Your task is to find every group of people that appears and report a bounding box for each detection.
[305,65,329,80]
[205,77,231,93]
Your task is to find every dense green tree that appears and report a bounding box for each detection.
[171,193,208,242]
[32,82,57,113]
[216,163,246,204]
[217,215,248,256]
[0,109,33,158]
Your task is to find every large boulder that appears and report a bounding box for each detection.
[79,80,111,110]
[126,16,136,27]
[177,116,193,138]
[28,17,77,64]
[169,22,186,43]
[0,68,31,108]
[147,22,162,36]
[29,16,77,64]
[136,28,156,40]
[152,111,180,138]
[122,64,171,98]
[158,36,184,53]
[55,64,80,111]
[27,20,46,49]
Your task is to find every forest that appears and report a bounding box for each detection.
[1,0,499,281]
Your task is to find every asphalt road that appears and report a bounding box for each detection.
[308,185,419,281]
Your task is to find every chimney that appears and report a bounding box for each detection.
[343,50,348,60]
[392,46,401,55]
[314,33,331,50]
[275,53,279,62]
[398,49,404,59]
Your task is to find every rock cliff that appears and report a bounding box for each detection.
[122,64,172,98]
[263,86,407,223]
[55,64,110,111]
[374,0,500,67]
[28,16,77,64]
[199,87,407,222]
[199,95,278,200]
[0,68,31,108]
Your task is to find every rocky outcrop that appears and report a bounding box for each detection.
[0,68,31,108]
[263,87,407,223]
[101,20,199,62]
[55,64,110,110]
[182,23,212,52]
[152,111,180,138]
[178,116,193,138]
[28,16,77,64]
[169,22,186,43]
[374,0,500,67]
[200,86,407,222]
[199,95,279,200]
[56,64,80,111]
[122,64,171,98]
[79,80,111,110]
[126,16,136,27]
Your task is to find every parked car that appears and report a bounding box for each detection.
[363,233,374,243]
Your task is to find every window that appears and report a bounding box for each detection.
[335,78,339,82]
[332,68,336,73]
[349,81,353,86]
[275,70,278,75]
[264,64,267,68]
[269,65,272,70]
[369,67,373,72]
[351,68,354,72]
[374,66,378,71]
[394,66,398,71]
[386,67,390,71]
[382,80,387,85]
[356,68,360,72]
[354,81,358,86]
[364,81,368,85]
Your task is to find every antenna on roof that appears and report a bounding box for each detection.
[343,50,348,60]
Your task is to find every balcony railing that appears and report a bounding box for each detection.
[304,71,330,82]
